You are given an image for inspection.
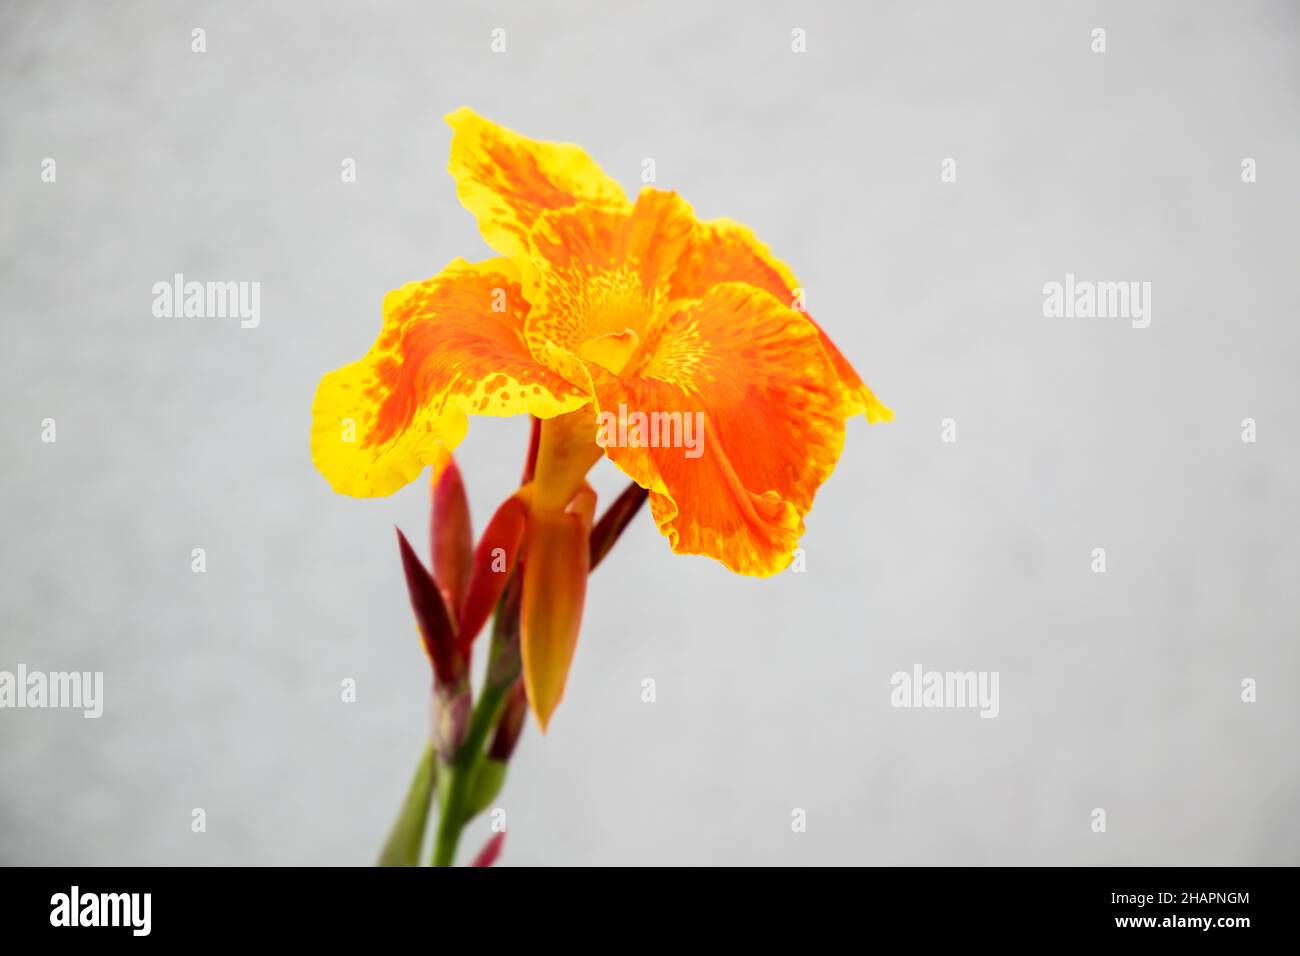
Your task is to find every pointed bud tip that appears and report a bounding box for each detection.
[532,700,553,734]
[395,526,461,687]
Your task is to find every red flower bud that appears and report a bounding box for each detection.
[487,679,527,762]
[471,830,505,867]
[589,482,648,571]
[431,457,473,625]
[396,527,463,688]
[457,493,528,653]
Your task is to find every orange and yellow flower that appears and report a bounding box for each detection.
[311,108,891,728]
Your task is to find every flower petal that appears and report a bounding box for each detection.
[310,258,589,497]
[589,283,847,577]
[445,107,631,260]
[671,218,893,423]
[521,487,595,731]
[521,187,695,361]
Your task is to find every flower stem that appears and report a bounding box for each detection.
[431,679,511,866]
[377,742,437,867]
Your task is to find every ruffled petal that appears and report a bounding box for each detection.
[587,283,847,577]
[310,258,588,497]
[445,107,631,261]
[672,218,892,423]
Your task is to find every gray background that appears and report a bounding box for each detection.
[2,0,1297,866]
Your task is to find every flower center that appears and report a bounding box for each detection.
[577,327,640,375]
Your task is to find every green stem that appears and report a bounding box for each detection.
[377,743,436,867]
[431,680,511,866]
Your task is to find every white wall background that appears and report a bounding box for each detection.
[1,0,1297,865]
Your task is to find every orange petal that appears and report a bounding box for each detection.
[310,258,589,497]
[521,188,696,362]
[445,107,631,261]
[671,218,892,423]
[589,283,847,577]
[520,488,595,731]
